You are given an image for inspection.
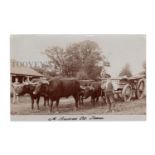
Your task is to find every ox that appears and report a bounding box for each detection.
[81,81,105,106]
[16,82,49,110]
[33,78,81,113]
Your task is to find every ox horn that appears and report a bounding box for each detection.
[80,85,86,90]
[30,82,38,85]
[89,86,94,90]
[23,82,29,85]
[41,80,49,84]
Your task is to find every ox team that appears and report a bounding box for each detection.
[13,76,115,113]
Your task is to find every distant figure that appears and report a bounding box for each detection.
[12,78,20,104]
[24,77,30,83]
[103,75,115,112]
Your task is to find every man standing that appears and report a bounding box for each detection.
[104,75,115,112]
[12,78,20,104]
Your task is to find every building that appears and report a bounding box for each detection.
[10,60,43,83]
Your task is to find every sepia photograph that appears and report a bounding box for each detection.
[2,0,155,155]
[10,34,146,121]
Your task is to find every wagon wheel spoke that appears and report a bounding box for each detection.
[122,84,132,102]
[126,88,131,96]
[138,82,144,91]
[136,79,145,99]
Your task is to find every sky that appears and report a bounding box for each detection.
[10,34,146,77]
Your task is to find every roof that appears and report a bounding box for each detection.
[11,66,43,77]
[101,74,145,81]
[128,75,145,80]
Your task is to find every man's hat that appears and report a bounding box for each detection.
[105,74,111,78]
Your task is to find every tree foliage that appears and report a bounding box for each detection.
[76,69,88,80]
[139,61,146,76]
[32,62,57,78]
[44,40,104,80]
[44,46,67,75]
[143,61,146,70]
[119,63,132,77]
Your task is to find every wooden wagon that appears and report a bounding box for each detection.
[111,75,146,102]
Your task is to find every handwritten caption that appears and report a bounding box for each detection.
[48,116,104,121]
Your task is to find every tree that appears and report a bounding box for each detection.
[76,69,88,80]
[43,40,104,79]
[44,46,68,76]
[119,63,132,77]
[65,40,103,79]
[139,61,146,76]
[32,62,57,78]
[143,61,146,70]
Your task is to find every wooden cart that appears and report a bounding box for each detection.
[111,75,146,102]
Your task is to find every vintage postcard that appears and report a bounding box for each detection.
[10,34,146,121]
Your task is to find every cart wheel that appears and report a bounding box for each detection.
[122,84,132,102]
[136,79,145,99]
